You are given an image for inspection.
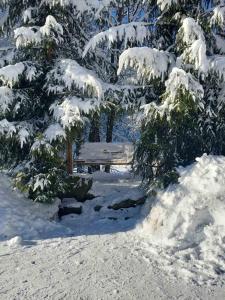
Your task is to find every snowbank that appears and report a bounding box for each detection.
[0,175,71,241]
[140,154,225,283]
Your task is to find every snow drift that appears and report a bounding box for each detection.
[140,154,225,283]
[0,175,71,241]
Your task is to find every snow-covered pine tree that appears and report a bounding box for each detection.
[82,0,153,159]
[113,0,225,188]
[0,1,105,202]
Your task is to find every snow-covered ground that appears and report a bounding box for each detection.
[0,159,225,299]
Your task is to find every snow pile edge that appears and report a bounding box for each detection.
[140,154,225,283]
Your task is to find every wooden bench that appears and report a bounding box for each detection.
[74,142,134,165]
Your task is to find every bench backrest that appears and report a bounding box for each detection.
[75,142,134,165]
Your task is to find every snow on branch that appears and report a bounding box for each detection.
[94,0,118,17]
[143,67,204,117]
[0,86,13,113]
[50,96,101,129]
[183,39,209,73]
[210,55,225,78]
[83,22,149,57]
[14,15,63,48]
[177,17,208,73]
[0,47,15,68]
[157,0,178,11]
[41,0,114,14]
[178,17,205,46]
[47,59,104,99]
[0,62,40,87]
[0,62,25,87]
[31,139,55,156]
[18,127,30,148]
[0,6,9,28]
[0,119,16,137]
[44,123,66,143]
[164,67,204,104]
[0,118,31,147]
[117,47,173,81]
[211,6,225,28]
[14,26,42,48]
[23,7,35,23]
[214,34,225,54]
[40,15,63,42]
[33,175,51,192]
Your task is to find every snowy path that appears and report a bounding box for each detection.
[0,174,225,299]
[1,233,225,300]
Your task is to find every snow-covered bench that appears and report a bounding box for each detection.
[74,142,134,165]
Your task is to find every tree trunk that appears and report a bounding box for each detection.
[104,7,123,173]
[75,128,83,173]
[105,108,116,173]
[66,137,73,175]
[106,108,116,143]
[88,112,100,172]
[89,112,100,143]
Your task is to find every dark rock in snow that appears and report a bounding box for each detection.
[58,206,82,218]
[94,205,102,212]
[108,196,146,210]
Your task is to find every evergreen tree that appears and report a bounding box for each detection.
[113,0,225,188]
[0,1,106,202]
[83,0,152,171]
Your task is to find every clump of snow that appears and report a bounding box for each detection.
[7,236,23,248]
[118,47,173,81]
[140,154,225,283]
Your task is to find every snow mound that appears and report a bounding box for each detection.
[0,175,71,240]
[140,154,225,283]
[7,236,23,248]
